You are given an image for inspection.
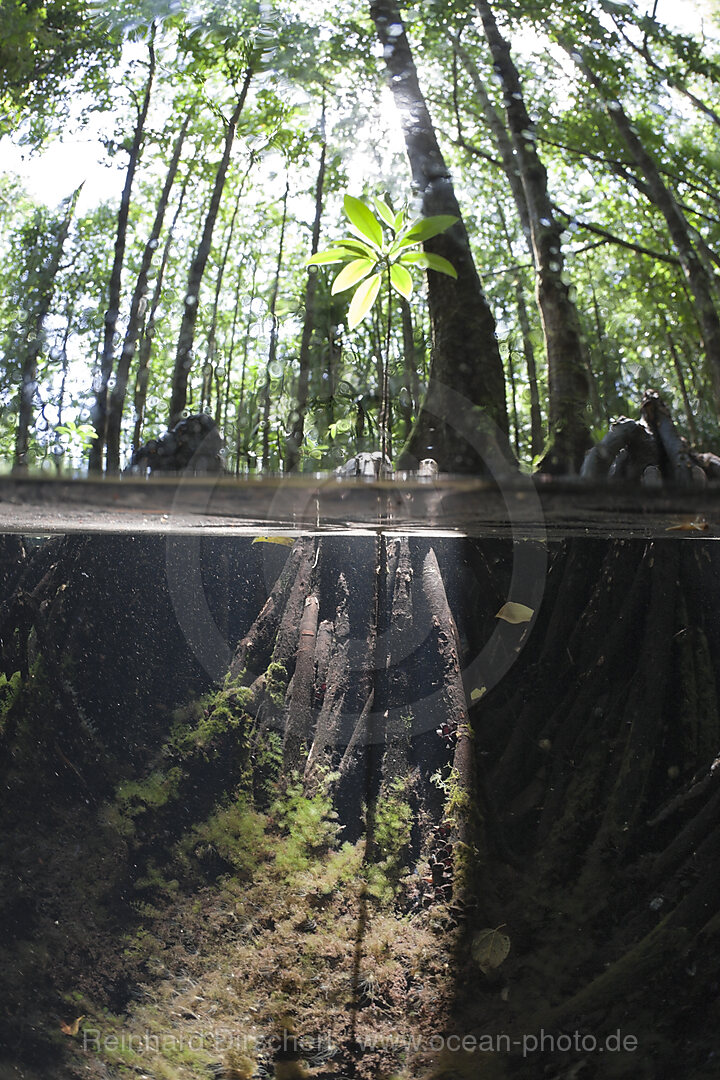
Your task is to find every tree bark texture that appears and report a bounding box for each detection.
[370,0,510,473]
[453,34,532,246]
[514,274,544,457]
[475,0,591,472]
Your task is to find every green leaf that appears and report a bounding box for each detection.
[347,224,382,252]
[496,602,534,624]
[388,232,423,256]
[306,248,359,266]
[331,258,376,294]
[471,927,511,974]
[373,196,396,230]
[393,208,406,234]
[344,194,384,248]
[399,251,458,278]
[390,262,413,300]
[347,272,382,329]
[338,236,377,258]
[328,417,353,438]
[402,214,459,243]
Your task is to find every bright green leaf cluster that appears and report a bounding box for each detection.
[55,420,99,451]
[307,194,459,329]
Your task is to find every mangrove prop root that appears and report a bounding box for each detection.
[581,387,717,485]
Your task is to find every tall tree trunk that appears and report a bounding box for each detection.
[105,111,190,474]
[399,297,419,442]
[586,275,617,424]
[379,274,393,463]
[200,361,212,416]
[317,330,341,447]
[168,67,253,427]
[53,309,73,472]
[475,0,590,472]
[452,50,546,460]
[88,25,156,473]
[452,35,532,247]
[662,316,699,445]
[14,188,79,472]
[514,275,544,458]
[370,0,510,474]
[220,341,232,430]
[506,337,520,454]
[55,308,72,415]
[285,111,326,473]
[497,201,545,460]
[261,180,289,471]
[204,159,253,425]
[234,263,256,474]
[224,264,249,438]
[565,44,720,410]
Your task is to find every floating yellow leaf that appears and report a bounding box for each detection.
[471,927,510,973]
[251,537,295,547]
[496,602,534,624]
[470,686,487,702]
[60,1016,85,1036]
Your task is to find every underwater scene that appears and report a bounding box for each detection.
[2,499,720,1080]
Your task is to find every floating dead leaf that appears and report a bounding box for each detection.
[60,1016,85,1036]
[471,927,510,973]
[496,602,534,625]
[665,517,709,533]
[470,686,487,703]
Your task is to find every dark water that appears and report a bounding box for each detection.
[1,522,719,1079]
